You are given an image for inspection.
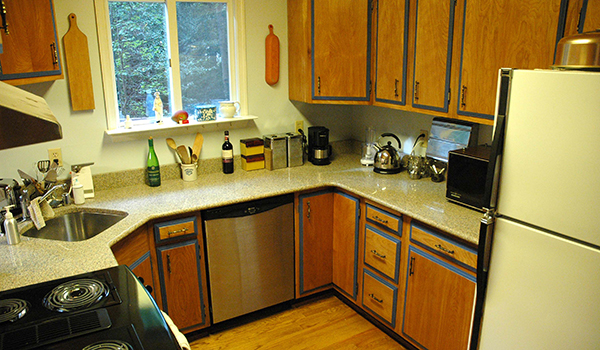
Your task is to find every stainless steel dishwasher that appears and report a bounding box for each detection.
[203,194,294,323]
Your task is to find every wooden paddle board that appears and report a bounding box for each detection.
[63,13,95,111]
[265,24,279,85]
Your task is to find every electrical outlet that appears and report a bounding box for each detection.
[295,120,304,133]
[48,148,62,166]
[419,129,429,141]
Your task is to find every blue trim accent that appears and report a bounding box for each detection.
[364,224,401,284]
[362,268,398,328]
[401,246,476,348]
[333,190,360,300]
[311,0,371,101]
[157,240,207,330]
[298,189,334,295]
[154,216,197,243]
[410,222,477,272]
[0,0,62,81]
[374,0,410,106]
[579,0,589,33]
[411,0,455,112]
[130,251,151,271]
[365,204,401,235]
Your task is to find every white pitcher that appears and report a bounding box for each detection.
[219,101,240,118]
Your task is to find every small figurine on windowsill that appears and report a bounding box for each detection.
[153,92,164,124]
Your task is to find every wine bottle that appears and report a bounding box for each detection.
[147,137,161,186]
[222,131,234,174]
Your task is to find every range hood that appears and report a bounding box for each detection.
[0,80,62,150]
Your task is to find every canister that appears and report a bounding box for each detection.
[286,132,304,167]
[263,134,287,170]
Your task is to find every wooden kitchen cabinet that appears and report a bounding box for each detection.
[0,0,63,85]
[402,222,476,350]
[154,216,209,333]
[412,0,456,113]
[332,191,360,300]
[564,0,600,36]
[374,0,410,106]
[288,0,371,104]
[111,225,159,302]
[296,190,334,296]
[455,0,564,120]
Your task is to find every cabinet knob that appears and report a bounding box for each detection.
[461,85,467,109]
[370,249,386,259]
[369,293,383,303]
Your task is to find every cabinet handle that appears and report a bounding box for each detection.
[50,43,58,67]
[370,249,386,259]
[394,78,399,98]
[306,201,311,219]
[372,215,388,224]
[414,81,420,102]
[167,254,171,274]
[317,76,321,95]
[168,228,188,236]
[409,256,415,276]
[461,85,467,109]
[0,1,8,35]
[369,293,383,303]
[435,244,455,255]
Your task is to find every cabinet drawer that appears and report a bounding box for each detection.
[364,225,401,283]
[362,269,398,327]
[410,223,477,270]
[366,204,401,234]
[154,217,197,243]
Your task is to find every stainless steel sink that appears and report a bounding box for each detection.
[23,209,128,242]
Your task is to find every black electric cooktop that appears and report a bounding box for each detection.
[0,265,181,350]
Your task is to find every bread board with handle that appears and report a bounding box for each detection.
[265,24,279,85]
[63,13,95,111]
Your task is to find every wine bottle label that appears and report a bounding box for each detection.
[222,150,233,159]
[148,165,161,186]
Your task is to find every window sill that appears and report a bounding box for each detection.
[105,115,258,142]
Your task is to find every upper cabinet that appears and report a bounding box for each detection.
[412,0,455,112]
[565,0,600,36]
[0,0,63,85]
[288,0,371,104]
[374,0,409,106]
[456,0,565,120]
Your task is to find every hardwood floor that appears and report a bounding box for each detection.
[189,296,408,350]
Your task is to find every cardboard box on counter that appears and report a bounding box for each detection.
[240,138,264,156]
[241,154,265,171]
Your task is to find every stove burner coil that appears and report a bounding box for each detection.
[43,278,109,312]
[0,298,29,323]
[81,340,133,350]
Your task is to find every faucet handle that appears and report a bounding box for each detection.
[71,162,94,173]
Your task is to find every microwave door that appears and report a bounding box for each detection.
[469,68,512,350]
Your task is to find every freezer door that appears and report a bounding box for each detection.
[479,218,600,349]
[496,70,600,246]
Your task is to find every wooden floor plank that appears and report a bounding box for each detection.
[189,296,407,350]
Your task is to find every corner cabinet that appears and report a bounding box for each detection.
[332,191,360,301]
[0,0,63,85]
[288,0,371,104]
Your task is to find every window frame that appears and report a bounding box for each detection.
[94,0,248,130]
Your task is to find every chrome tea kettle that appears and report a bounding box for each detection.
[373,133,403,174]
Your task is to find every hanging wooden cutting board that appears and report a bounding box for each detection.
[63,13,95,111]
[265,24,279,85]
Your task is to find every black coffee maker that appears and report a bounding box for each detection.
[308,126,331,165]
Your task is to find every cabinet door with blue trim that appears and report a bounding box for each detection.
[402,247,475,350]
[332,192,360,300]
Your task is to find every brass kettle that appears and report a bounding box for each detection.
[373,133,403,174]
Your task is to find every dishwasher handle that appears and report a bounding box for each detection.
[203,194,294,220]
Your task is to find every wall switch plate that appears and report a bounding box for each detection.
[48,148,63,166]
[295,120,304,133]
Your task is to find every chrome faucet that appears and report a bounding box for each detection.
[39,183,69,208]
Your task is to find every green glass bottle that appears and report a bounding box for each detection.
[147,137,161,187]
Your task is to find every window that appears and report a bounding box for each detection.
[95,0,247,130]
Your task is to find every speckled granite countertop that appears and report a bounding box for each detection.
[0,153,482,292]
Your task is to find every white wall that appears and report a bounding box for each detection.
[0,0,488,180]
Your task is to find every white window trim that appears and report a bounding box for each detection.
[94,0,248,131]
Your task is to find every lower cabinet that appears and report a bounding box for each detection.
[332,191,360,300]
[156,240,207,332]
[362,268,398,327]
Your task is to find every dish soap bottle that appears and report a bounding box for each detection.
[147,137,161,186]
[2,206,20,245]
[222,131,234,174]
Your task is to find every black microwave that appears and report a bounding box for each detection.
[446,145,491,211]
